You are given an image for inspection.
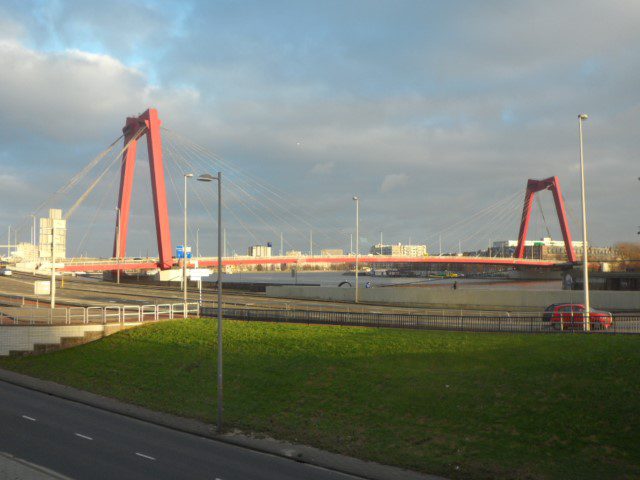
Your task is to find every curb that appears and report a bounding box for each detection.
[0,368,443,480]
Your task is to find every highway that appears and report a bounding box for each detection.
[0,380,358,480]
[0,272,528,316]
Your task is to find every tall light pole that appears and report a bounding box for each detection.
[578,113,591,331]
[30,214,36,246]
[198,172,223,433]
[50,223,56,309]
[353,196,359,303]
[183,173,194,307]
[115,207,121,284]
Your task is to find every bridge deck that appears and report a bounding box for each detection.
[59,255,567,272]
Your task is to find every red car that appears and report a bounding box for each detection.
[543,303,613,331]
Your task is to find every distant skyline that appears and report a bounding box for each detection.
[0,1,638,257]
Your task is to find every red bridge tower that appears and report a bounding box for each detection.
[113,108,173,270]
[514,176,576,263]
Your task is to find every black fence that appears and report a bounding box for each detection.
[201,307,640,334]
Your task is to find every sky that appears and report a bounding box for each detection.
[0,0,638,258]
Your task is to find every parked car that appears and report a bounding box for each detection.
[543,303,613,331]
[0,268,12,276]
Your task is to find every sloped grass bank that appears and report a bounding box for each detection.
[1,319,639,479]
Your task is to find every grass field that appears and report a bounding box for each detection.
[1,319,639,479]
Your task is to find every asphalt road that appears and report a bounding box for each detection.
[0,272,522,316]
[0,380,358,480]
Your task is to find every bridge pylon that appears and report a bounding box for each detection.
[514,176,576,263]
[113,108,173,269]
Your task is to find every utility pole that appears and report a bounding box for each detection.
[380,231,383,246]
[458,240,462,255]
[7,225,10,257]
[309,230,313,256]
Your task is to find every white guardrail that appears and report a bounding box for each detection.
[0,303,200,326]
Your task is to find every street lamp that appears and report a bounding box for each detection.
[198,172,223,433]
[353,196,359,303]
[115,207,121,284]
[183,173,194,309]
[578,113,591,331]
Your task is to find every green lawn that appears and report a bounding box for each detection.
[1,319,639,479]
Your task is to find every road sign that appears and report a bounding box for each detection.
[190,268,210,281]
[176,245,192,259]
[34,281,50,295]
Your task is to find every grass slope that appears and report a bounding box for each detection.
[1,319,639,479]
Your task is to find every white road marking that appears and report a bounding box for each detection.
[21,415,36,421]
[135,452,156,461]
[75,433,93,440]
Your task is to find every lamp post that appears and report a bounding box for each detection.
[353,196,359,303]
[183,173,194,309]
[50,223,56,309]
[30,214,36,246]
[115,207,121,284]
[578,113,591,331]
[198,172,223,433]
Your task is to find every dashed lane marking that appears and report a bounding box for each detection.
[75,433,93,440]
[21,415,36,421]
[135,452,156,461]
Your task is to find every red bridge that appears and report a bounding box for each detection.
[57,108,576,273]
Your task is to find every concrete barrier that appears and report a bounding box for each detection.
[266,285,640,312]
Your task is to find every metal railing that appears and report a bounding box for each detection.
[201,306,640,334]
[0,302,200,326]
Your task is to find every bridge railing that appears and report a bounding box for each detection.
[201,306,640,335]
[0,302,200,326]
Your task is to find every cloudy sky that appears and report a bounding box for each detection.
[0,0,638,257]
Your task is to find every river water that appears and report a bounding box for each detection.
[203,271,562,290]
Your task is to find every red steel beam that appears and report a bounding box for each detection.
[113,117,142,258]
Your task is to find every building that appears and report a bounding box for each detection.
[39,209,66,260]
[320,249,344,256]
[490,237,616,261]
[491,237,584,250]
[285,250,302,257]
[247,245,272,257]
[370,243,428,257]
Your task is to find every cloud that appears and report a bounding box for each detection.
[0,39,148,142]
[0,1,639,254]
[380,173,409,193]
[310,162,334,175]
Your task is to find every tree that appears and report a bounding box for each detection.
[615,242,640,271]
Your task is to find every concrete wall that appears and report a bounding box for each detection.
[266,286,640,312]
[0,324,128,356]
